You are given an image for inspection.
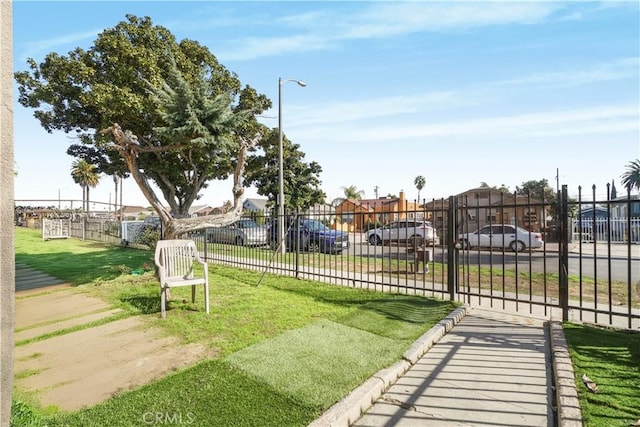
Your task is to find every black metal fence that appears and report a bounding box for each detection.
[17,186,639,329]
[194,187,639,330]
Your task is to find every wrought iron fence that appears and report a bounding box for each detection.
[15,187,640,329]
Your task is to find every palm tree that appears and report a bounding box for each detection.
[71,159,100,212]
[342,185,365,200]
[331,185,365,207]
[414,175,426,202]
[621,159,640,193]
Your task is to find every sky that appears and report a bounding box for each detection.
[11,1,640,211]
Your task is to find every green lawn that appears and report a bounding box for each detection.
[12,227,457,427]
[563,323,640,427]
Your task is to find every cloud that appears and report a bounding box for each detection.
[218,1,567,61]
[294,104,639,144]
[17,30,100,62]
[496,57,640,87]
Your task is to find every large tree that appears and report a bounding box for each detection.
[14,15,270,237]
[244,128,325,212]
[515,179,556,202]
[70,159,100,212]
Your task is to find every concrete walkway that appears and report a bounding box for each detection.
[14,264,214,411]
[353,310,554,427]
[311,307,581,427]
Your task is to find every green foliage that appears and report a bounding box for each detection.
[342,185,365,200]
[70,159,100,211]
[621,159,640,192]
[516,179,556,202]
[10,399,46,427]
[14,14,270,217]
[479,181,510,193]
[137,227,161,251]
[244,128,325,211]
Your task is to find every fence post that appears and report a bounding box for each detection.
[559,185,569,321]
[295,209,300,279]
[447,195,458,301]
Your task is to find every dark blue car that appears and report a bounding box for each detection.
[269,217,350,254]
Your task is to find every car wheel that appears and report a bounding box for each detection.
[459,239,470,250]
[368,234,382,245]
[510,240,526,252]
[307,241,321,253]
[409,235,424,247]
[235,236,244,246]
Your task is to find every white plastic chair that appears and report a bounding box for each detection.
[154,239,209,318]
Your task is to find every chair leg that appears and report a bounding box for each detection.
[161,287,167,318]
[204,284,210,314]
[191,285,196,304]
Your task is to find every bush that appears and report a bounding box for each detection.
[138,227,161,251]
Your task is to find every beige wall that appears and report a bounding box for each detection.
[0,0,15,423]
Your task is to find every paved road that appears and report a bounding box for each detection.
[347,236,639,282]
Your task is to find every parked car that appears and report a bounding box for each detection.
[268,217,350,254]
[206,219,267,246]
[458,224,544,252]
[366,220,439,246]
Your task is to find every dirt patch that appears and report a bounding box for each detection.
[15,285,216,412]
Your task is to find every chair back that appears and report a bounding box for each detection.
[154,239,200,281]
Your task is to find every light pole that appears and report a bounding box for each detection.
[278,77,306,254]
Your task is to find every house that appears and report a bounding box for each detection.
[304,203,334,223]
[199,206,227,216]
[610,194,640,219]
[188,204,228,217]
[117,205,152,221]
[423,187,547,233]
[243,198,269,213]
[335,190,422,232]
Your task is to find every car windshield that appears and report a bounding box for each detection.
[237,219,260,228]
[302,219,330,232]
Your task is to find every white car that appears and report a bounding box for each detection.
[458,224,543,252]
[206,219,267,246]
[366,220,439,246]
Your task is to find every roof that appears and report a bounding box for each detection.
[188,204,211,215]
[243,198,268,211]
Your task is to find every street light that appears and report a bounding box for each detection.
[278,77,306,254]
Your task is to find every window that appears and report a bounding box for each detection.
[341,212,354,224]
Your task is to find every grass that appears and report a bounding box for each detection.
[12,227,457,426]
[203,239,640,309]
[563,323,640,427]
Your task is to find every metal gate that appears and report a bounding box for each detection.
[450,186,639,330]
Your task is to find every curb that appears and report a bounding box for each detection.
[308,305,470,427]
[549,319,583,427]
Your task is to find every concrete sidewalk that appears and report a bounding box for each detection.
[352,310,555,426]
[311,309,573,427]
